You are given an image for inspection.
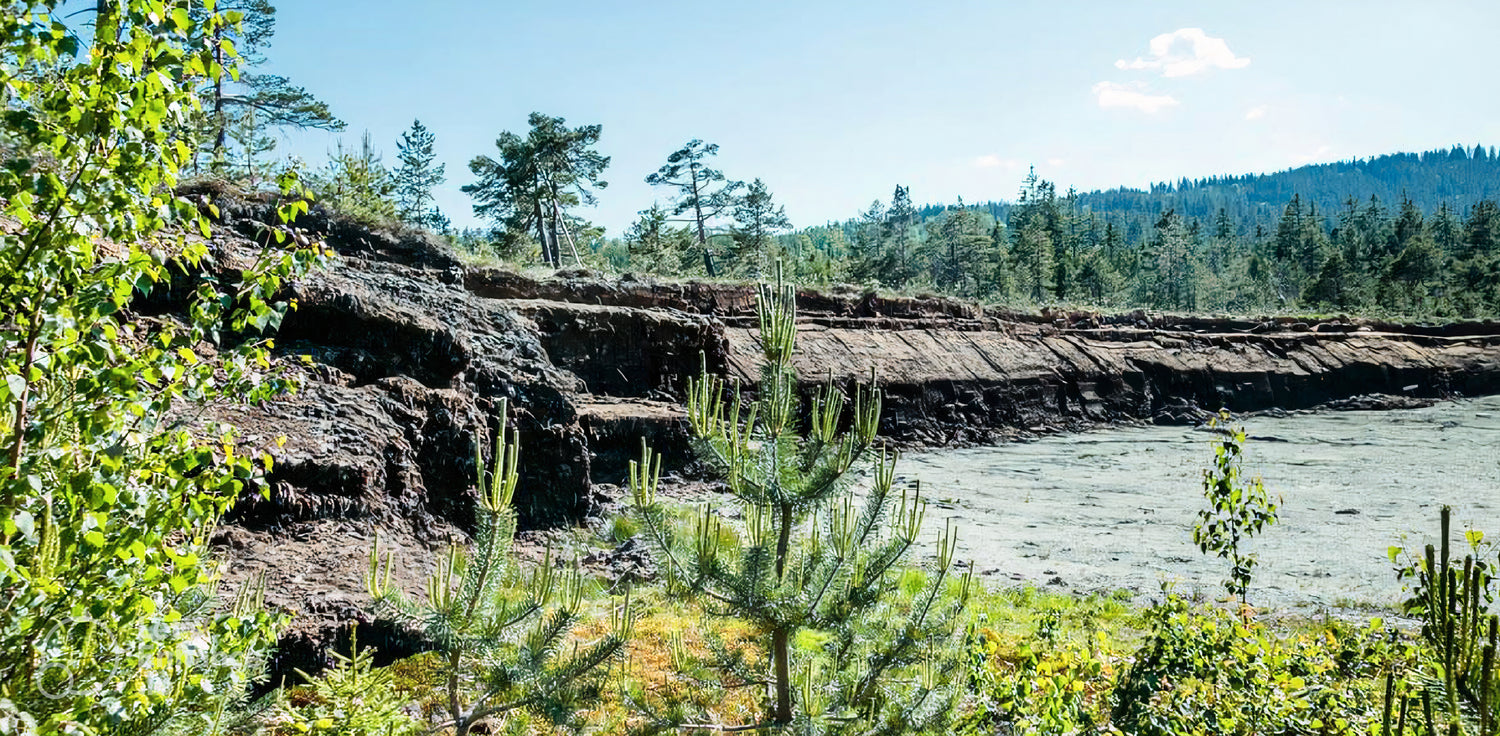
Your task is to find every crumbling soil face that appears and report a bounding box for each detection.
[736,321,1500,446]
[169,190,1500,677]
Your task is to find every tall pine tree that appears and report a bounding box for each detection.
[191,1,344,173]
[465,113,610,267]
[645,139,745,276]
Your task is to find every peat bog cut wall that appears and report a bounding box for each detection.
[180,190,1500,677]
[741,319,1500,446]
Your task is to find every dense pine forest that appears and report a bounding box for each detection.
[586,148,1500,318]
[419,131,1500,318]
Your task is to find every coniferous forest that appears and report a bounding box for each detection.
[441,131,1500,319]
[7,2,1500,736]
[587,150,1500,319]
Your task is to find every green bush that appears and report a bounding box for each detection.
[366,402,630,736]
[960,609,1112,735]
[0,3,321,733]
[1113,594,1399,736]
[272,638,420,736]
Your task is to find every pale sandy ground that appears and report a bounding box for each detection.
[902,394,1500,613]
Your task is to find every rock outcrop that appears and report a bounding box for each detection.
[178,191,1500,680]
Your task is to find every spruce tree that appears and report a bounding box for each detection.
[393,119,449,232]
[625,204,698,275]
[849,199,887,284]
[630,276,972,732]
[729,178,792,277]
[1010,169,1057,302]
[367,401,630,736]
[927,203,991,297]
[314,131,397,225]
[883,185,919,286]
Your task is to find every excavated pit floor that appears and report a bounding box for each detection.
[901,395,1500,612]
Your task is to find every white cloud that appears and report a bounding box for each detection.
[973,155,1022,170]
[1046,157,1066,167]
[1244,105,1267,120]
[1291,144,1334,165]
[1115,28,1250,78]
[1091,81,1179,114]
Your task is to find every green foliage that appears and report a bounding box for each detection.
[925,203,993,298]
[0,2,323,732]
[464,112,609,268]
[1388,506,1500,735]
[728,178,791,278]
[366,401,630,736]
[311,131,397,227]
[190,0,345,175]
[623,204,699,276]
[960,609,1113,735]
[273,638,420,736]
[705,155,1500,317]
[630,275,972,732]
[607,514,641,545]
[1192,412,1280,605]
[644,139,744,277]
[1113,594,1400,736]
[392,119,447,232]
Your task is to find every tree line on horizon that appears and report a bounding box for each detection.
[199,5,1500,319]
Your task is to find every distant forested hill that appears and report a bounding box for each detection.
[948,144,1500,237]
[606,144,1500,318]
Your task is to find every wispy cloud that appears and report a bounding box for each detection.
[1244,105,1268,120]
[1091,81,1179,114]
[1046,157,1066,167]
[973,155,1022,170]
[1116,28,1250,78]
[1292,144,1334,165]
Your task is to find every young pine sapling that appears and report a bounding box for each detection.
[366,400,631,736]
[630,276,972,732]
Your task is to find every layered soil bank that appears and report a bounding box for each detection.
[179,192,1500,677]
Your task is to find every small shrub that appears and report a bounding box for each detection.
[960,609,1114,735]
[1193,411,1280,605]
[608,514,640,544]
[366,401,631,736]
[1113,593,1399,736]
[272,637,420,736]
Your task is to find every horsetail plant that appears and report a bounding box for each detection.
[365,399,631,736]
[630,273,973,733]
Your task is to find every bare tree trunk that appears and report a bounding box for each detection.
[533,197,556,266]
[772,627,792,724]
[771,500,794,724]
[547,212,562,269]
[211,27,227,167]
[691,165,717,277]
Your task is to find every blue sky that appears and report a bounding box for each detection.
[263,0,1500,235]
